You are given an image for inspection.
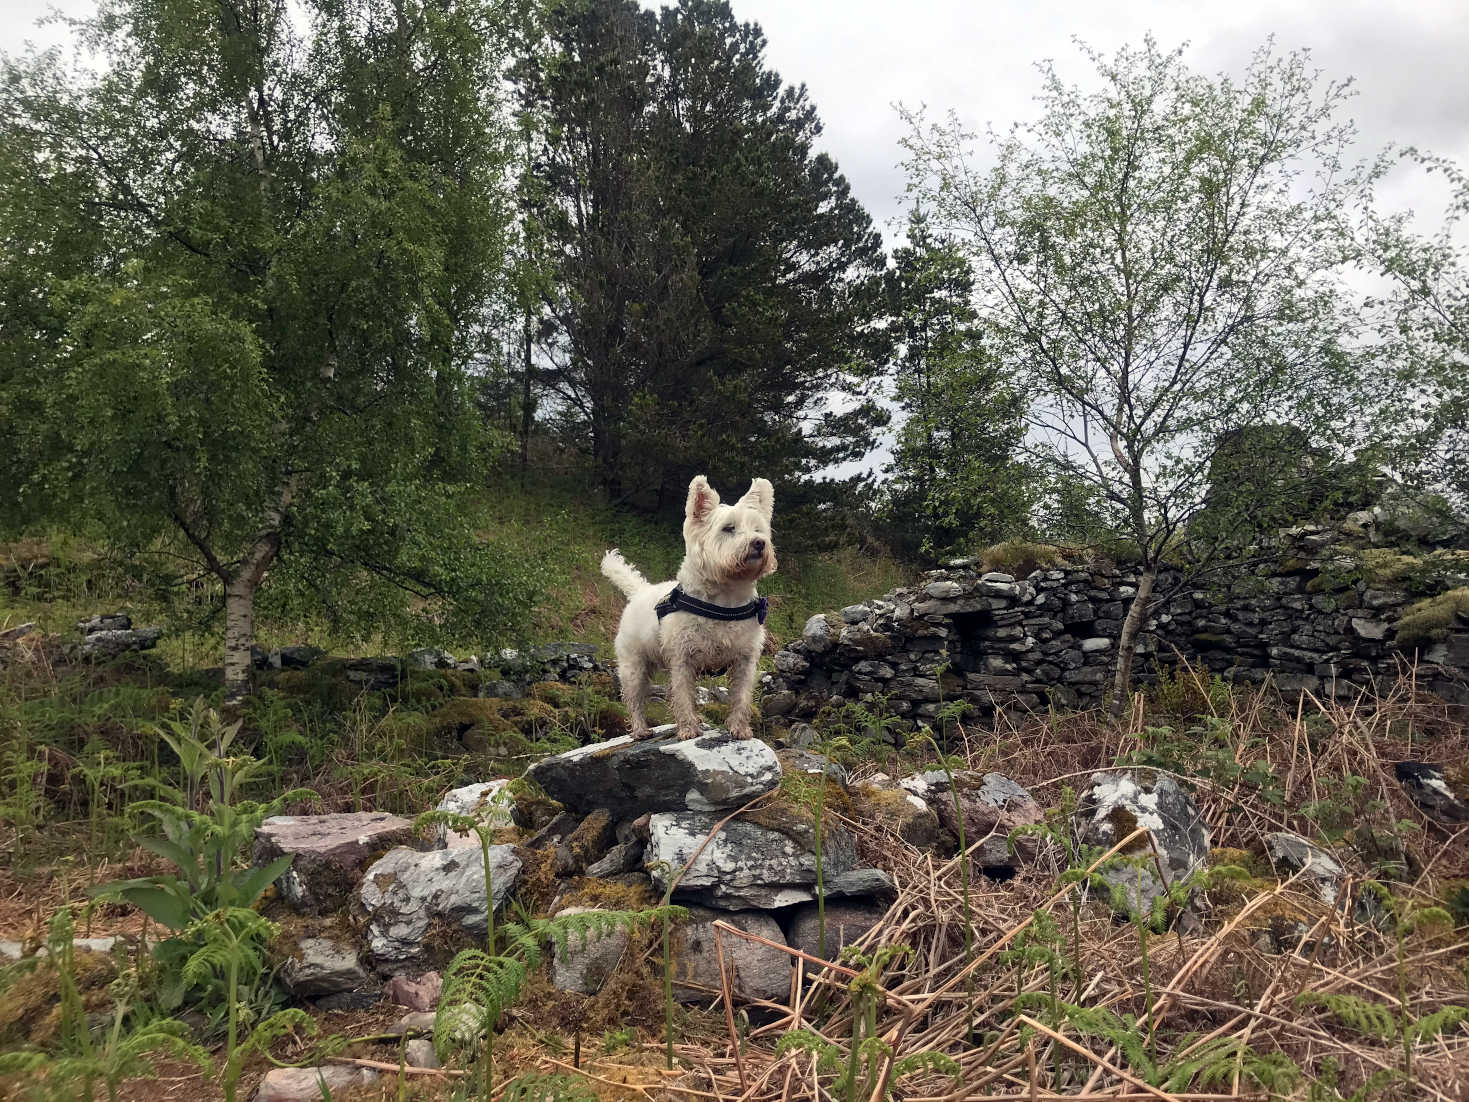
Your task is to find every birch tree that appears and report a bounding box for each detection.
[902,37,1363,711]
[0,0,535,699]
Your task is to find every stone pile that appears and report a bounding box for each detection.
[74,612,162,658]
[248,640,607,694]
[763,543,1469,724]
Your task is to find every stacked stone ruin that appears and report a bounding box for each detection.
[761,539,1469,723]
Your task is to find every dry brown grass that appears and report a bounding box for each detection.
[643,674,1469,1101]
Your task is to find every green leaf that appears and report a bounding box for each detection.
[232,855,295,908]
[115,884,191,931]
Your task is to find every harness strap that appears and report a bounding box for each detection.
[655,584,768,625]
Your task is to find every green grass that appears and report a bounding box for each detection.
[2,475,914,666]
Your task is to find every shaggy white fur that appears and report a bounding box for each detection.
[601,475,778,740]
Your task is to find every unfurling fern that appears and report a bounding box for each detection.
[776,1029,842,1074]
[500,1072,599,1101]
[890,1049,962,1080]
[1294,992,1399,1040]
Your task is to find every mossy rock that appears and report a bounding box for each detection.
[979,539,1076,578]
[265,660,361,710]
[529,681,576,707]
[0,951,117,1047]
[559,877,658,913]
[1396,588,1469,649]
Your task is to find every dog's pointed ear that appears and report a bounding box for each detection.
[686,474,720,525]
[737,478,774,521]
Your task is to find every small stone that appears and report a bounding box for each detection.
[802,614,836,653]
[1265,832,1345,907]
[550,907,631,995]
[586,840,645,878]
[280,937,371,999]
[405,1039,440,1069]
[254,812,416,914]
[383,971,443,1011]
[435,780,513,848]
[360,845,523,972]
[839,604,871,623]
[385,1011,437,1037]
[255,1067,378,1102]
[670,907,791,1002]
[1080,637,1112,653]
[980,572,1015,584]
[924,580,965,599]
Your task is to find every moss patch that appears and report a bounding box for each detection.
[1396,588,1469,649]
[980,540,1077,579]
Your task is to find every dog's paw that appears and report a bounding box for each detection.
[675,725,701,741]
[726,721,754,740]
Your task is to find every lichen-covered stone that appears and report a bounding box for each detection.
[525,729,780,818]
[644,808,858,910]
[359,845,522,972]
[279,937,371,999]
[901,770,1044,868]
[1074,772,1209,920]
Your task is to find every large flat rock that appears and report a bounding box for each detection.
[254,812,415,913]
[359,845,522,973]
[645,808,857,910]
[525,728,781,817]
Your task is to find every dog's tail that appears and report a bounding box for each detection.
[600,549,650,599]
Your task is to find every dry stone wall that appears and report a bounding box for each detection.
[761,543,1469,722]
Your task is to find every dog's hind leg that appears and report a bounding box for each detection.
[669,663,701,740]
[618,656,653,740]
[724,653,760,740]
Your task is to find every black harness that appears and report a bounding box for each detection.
[655,584,769,625]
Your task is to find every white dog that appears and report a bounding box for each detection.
[601,475,777,741]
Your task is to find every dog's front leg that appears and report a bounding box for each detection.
[724,652,760,740]
[669,663,702,740]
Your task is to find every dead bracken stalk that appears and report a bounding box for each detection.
[656,679,1469,1101]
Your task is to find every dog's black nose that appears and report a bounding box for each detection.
[750,538,766,553]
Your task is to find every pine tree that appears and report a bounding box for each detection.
[882,208,1032,559]
[515,0,888,509]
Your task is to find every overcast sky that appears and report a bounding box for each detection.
[714,0,1469,246]
[9,0,1466,237]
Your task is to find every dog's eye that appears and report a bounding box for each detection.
[722,524,735,534]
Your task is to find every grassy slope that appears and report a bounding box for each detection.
[0,478,912,669]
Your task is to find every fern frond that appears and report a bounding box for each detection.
[775,1028,842,1074]
[1406,1004,1469,1042]
[1294,992,1399,1040]
[891,1049,962,1081]
[436,949,528,1058]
